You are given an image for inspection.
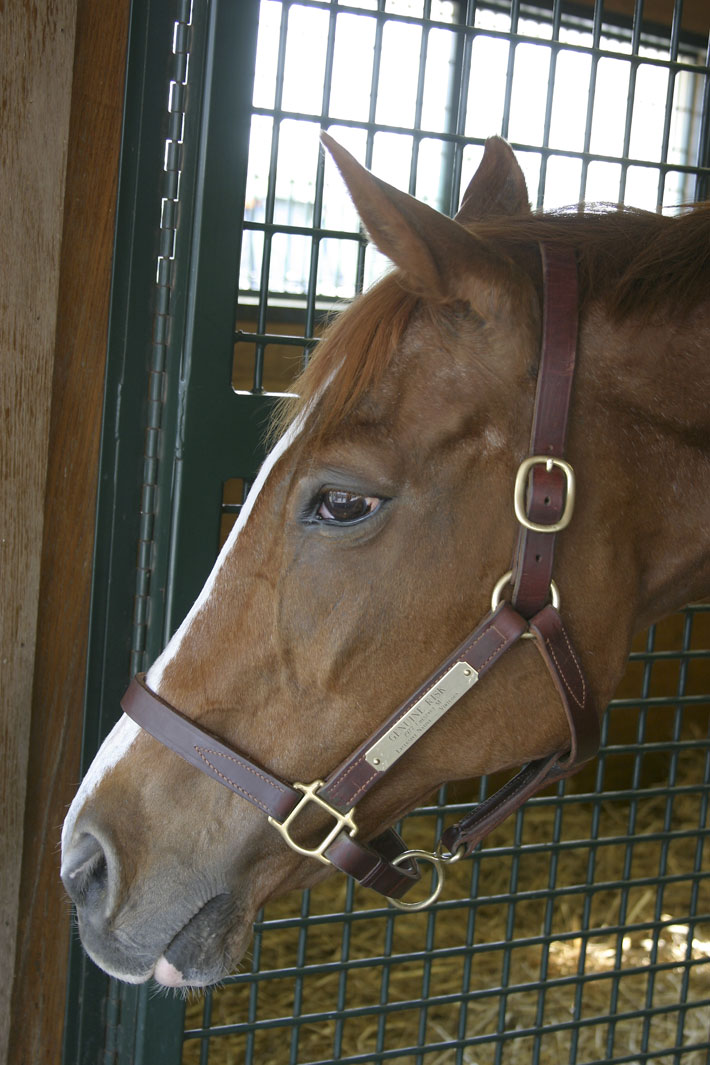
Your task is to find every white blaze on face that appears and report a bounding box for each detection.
[147,411,306,688]
[61,411,308,856]
[61,714,142,855]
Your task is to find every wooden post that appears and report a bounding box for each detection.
[3,3,130,1063]
[0,3,79,1061]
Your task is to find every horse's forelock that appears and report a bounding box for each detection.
[270,273,442,447]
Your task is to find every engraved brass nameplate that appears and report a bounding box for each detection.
[365,661,478,773]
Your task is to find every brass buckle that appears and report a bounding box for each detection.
[268,780,358,866]
[514,456,575,533]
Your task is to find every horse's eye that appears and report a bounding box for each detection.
[316,489,381,524]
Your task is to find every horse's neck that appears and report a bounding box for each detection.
[584,301,710,627]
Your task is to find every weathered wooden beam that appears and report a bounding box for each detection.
[5,2,130,1063]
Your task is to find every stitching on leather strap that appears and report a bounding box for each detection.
[329,755,376,799]
[195,746,288,813]
[558,624,586,708]
[194,755,271,813]
[194,746,288,791]
[345,767,381,803]
[541,631,586,709]
[474,626,508,670]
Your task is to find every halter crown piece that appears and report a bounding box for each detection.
[121,243,600,910]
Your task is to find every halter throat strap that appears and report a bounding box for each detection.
[120,242,600,906]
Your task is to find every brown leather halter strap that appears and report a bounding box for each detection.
[121,242,600,905]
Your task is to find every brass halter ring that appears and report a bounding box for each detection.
[490,569,560,612]
[386,840,468,911]
[491,570,560,638]
[386,849,446,911]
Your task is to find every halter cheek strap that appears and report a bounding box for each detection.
[120,242,600,907]
[511,241,579,618]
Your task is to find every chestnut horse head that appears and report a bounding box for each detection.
[62,136,710,988]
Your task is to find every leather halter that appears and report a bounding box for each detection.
[121,242,600,908]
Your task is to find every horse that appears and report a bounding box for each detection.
[61,133,710,989]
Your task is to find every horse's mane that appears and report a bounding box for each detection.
[478,202,710,319]
[273,203,710,442]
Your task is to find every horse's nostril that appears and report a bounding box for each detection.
[61,833,109,908]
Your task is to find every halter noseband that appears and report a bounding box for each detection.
[121,243,600,909]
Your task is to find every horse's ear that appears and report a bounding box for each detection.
[455,137,530,225]
[321,132,486,300]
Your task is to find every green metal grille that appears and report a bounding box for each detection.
[180,610,710,1065]
[65,1,710,1063]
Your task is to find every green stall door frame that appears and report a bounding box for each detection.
[62,2,263,1062]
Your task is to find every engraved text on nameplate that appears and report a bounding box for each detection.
[365,661,478,773]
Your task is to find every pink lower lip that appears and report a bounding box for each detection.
[153,955,188,987]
